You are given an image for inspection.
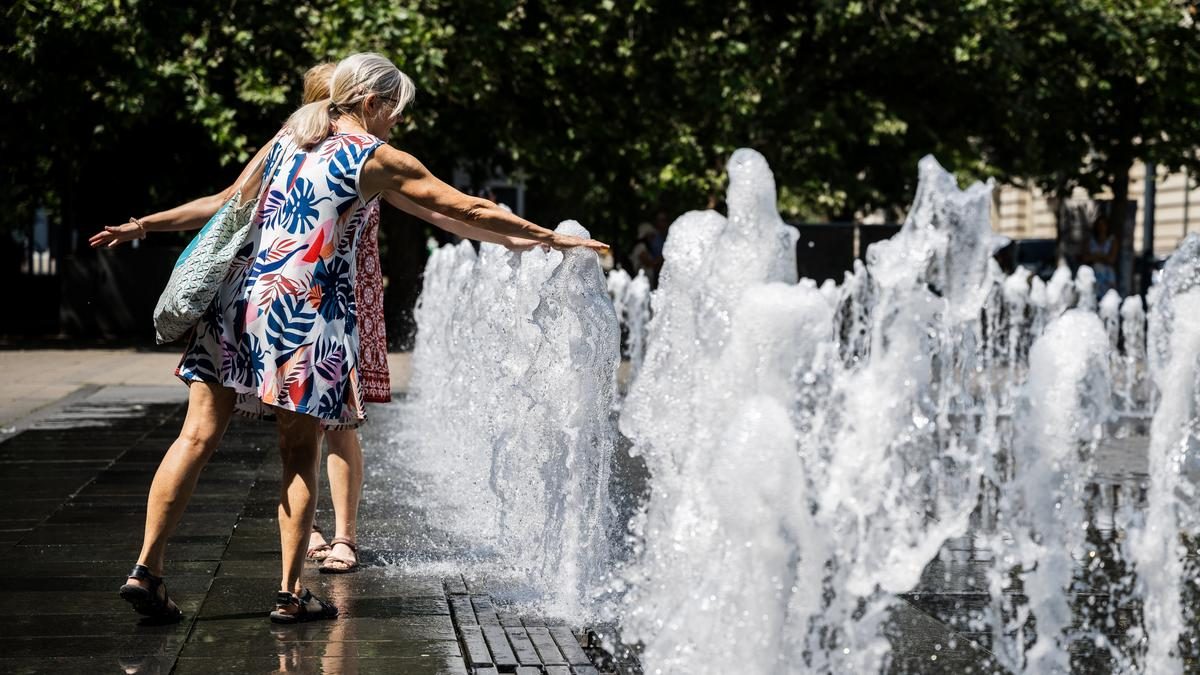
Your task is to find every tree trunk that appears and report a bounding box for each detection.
[1108,156,1135,296]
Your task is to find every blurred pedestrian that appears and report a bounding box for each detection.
[650,209,670,260]
[630,222,659,285]
[1081,214,1118,297]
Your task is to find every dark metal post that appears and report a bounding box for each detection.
[1143,163,1156,259]
[1184,167,1191,236]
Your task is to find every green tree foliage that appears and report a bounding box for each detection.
[3,0,1198,259]
[1,1,311,235]
[967,0,1200,287]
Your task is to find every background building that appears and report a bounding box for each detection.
[995,162,1199,259]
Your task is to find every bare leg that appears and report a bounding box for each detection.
[306,430,330,558]
[323,428,363,569]
[276,409,322,595]
[131,382,236,581]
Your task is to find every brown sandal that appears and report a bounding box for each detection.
[306,525,331,561]
[318,537,359,574]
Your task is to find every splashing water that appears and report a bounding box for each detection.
[624,271,652,376]
[614,150,820,673]
[1120,295,1149,414]
[986,310,1112,672]
[1075,265,1098,312]
[400,221,619,620]
[1130,233,1200,674]
[613,153,1004,672]
[607,267,630,327]
[398,148,1200,674]
[607,268,652,383]
[609,151,1179,674]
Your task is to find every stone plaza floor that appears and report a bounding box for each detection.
[0,349,1151,674]
[0,379,608,675]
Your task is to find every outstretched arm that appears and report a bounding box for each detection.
[382,192,540,250]
[89,140,274,249]
[360,146,607,252]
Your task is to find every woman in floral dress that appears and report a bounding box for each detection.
[95,63,391,574]
[104,52,606,622]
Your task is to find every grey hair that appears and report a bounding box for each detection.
[287,52,416,149]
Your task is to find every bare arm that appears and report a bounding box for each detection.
[382,192,540,249]
[360,145,607,252]
[89,141,273,249]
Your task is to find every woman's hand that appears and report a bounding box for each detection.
[88,221,145,248]
[504,237,547,252]
[550,233,609,253]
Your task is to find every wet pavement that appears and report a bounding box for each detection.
[0,385,602,675]
[0,380,1161,674]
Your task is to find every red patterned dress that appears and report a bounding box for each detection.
[356,201,391,403]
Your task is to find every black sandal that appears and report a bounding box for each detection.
[119,564,184,621]
[269,588,339,624]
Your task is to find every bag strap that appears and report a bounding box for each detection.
[233,129,291,210]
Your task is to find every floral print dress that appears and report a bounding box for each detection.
[177,130,384,429]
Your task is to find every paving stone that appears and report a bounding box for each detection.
[481,624,519,669]
[1,559,216,578]
[497,609,523,627]
[5,613,195,639]
[0,498,64,519]
[194,576,304,618]
[0,656,176,675]
[192,614,457,644]
[312,571,445,597]
[0,591,205,617]
[0,635,188,658]
[328,595,450,618]
[459,625,493,668]
[19,523,232,545]
[886,599,1001,673]
[43,508,239,528]
[0,529,31,543]
[528,625,569,665]
[444,574,469,595]
[516,667,542,675]
[0,573,214,593]
[0,445,130,461]
[0,542,228,563]
[0,462,111,478]
[173,655,469,674]
[471,595,500,624]
[181,633,460,659]
[450,595,478,625]
[505,626,543,666]
[61,494,240,512]
[550,625,592,666]
[0,478,94,499]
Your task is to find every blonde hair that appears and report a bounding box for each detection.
[287,53,416,149]
[302,62,335,104]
